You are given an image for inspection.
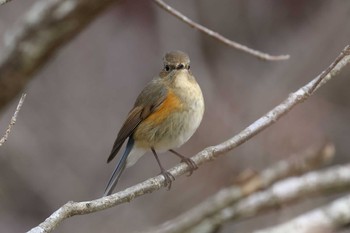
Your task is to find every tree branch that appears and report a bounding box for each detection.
[0,0,12,6]
[190,164,350,233]
[27,46,350,233]
[0,0,119,111]
[254,191,350,233]
[0,93,26,147]
[143,142,335,233]
[154,0,290,61]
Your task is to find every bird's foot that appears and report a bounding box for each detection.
[160,170,175,190]
[169,149,198,176]
[180,157,198,176]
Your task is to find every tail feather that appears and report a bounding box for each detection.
[103,137,134,196]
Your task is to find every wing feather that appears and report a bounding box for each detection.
[107,79,167,163]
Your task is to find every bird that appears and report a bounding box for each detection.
[104,51,204,196]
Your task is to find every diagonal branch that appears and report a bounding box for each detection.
[0,93,26,147]
[154,0,290,61]
[0,0,119,111]
[192,164,350,233]
[309,45,350,93]
[143,142,335,233]
[27,45,350,233]
[254,191,350,233]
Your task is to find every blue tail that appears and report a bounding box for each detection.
[103,137,134,196]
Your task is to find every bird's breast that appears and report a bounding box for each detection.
[134,73,204,151]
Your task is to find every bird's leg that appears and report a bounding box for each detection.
[169,149,198,176]
[151,148,175,190]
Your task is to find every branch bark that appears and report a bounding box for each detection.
[27,46,350,233]
[0,0,119,111]
[154,0,290,61]
[0,93,26,146]
[143,142,335,233]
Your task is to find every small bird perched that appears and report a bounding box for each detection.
[104,51,204,196]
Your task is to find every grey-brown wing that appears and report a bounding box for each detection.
[107,79,167,163]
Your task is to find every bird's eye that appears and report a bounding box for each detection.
[177,64,184,70]
[165,65,170,71]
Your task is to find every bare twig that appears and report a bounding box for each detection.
[0,0,12,6]
[309,45,350,93]
[154,0,290,61]
[0,0,119,111]
[254,191,350,233]
[191,164,350,233]
[144,142,335,233]
[0,93,26,147]
[27,46,350,233]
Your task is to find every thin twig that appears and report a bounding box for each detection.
[27,46,350,233]
[0,93,26,147]
[254,191,350,233]
[309,45,350,94]
[154,0,290,61]
[143,142,335,233]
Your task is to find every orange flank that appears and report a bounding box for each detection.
[144,90,182,125]
[133,88,185,147]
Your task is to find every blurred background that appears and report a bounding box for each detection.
[0,0,349,232]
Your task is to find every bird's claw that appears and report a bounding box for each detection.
[161,170,175,190]
[181,157,198,176]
